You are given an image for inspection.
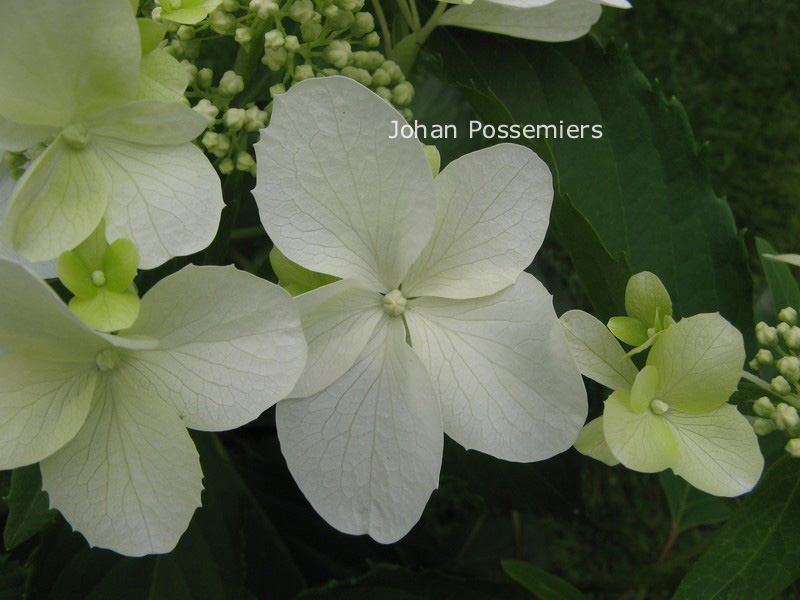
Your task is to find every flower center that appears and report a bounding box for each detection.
[382,289,407,317]
[649,399,669,415]
[62,123,91,149]
[91,270,106,286]
[96,348,120,371]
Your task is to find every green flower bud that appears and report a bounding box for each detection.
[180,59,198,81]
[193,98,219,127]
[235,26,253,44]
[219,157,235,174]
[244,106,267,131]
[182,39,201,59]
[756,348,774,365]
[294,64,315,81]
[177,25,195,40]
[151,6,164,21]
[197,67,214,88]
[264,29,285,49]
[363,32,380,47]
[756,323,779,346]
[341,66,371,87]
[778,322,791,336]
[269,83,286,97]
[235,151,256,172]
[753,417,776,436]
[353,50,384,71]
[336,0,363,11]
[324,40,352,69]
[262,48,288,71]
[374,86,391,102]
[289,0,315,22]
[780,307,798,326]
[285,35,300,52]
[785,326,800,351]
[775,402,800,430]
[249,0,278,19]
[222,0,240,10]
[210,133,231,158]
[300,20,323,42]
[381,60,404,83]
[400,108,413,121]
[351,12,374,37]
[786,438,800,457]
[223,107,247,130]
[329,10,354,30]
[778,356,800,382]
[202,131,220,150]
[391,81,414,106]
[322,4,339,18]
[754,396,776,418]
[748,357,761,371]
[772,375,792,396]
[219,70,245,96]
[371,67,391,87]
[209,10,236,34]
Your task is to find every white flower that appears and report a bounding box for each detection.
[438,0,630,42]
[562,309,764,496]
[0,0,224,269]
[252,76,587,542]
[0,259,307,555]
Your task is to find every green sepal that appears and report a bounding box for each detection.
[103,239,139,292]
[57,250,97,299]
[625,271,673,328]
[137,18,167,56]
[269,247,339,297]
[607,315,648,347]
[69,288,140,333]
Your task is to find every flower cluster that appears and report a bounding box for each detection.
[563,272,763,497]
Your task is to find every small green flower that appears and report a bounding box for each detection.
[606,270,673,354]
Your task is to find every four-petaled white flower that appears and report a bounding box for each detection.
[0,0,223,269]
[0,259,307,556]
[252,76,587,542]
[438,0,630,42]
[562,309,764,496]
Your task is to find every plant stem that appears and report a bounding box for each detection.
[370,0,392,52]
[415,2,447,45]
[657,528,679,563]
[741,370,800,409]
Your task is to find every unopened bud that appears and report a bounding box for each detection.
[223,108,247,130]
[219,70,244,96]
[780,307,798,326]
[289,0,315,22]
[756,323,779,346]
[244,106,267,131]
[249,0,278,19]
[341,66,371,87]
[391,81,414,105]
[371,67,391,87]
[235,26,253,44]
[197,67,214,88]
[363,32,380,47]
[778,322,791,336]
[218,157,234,174]
[193,98,219,127]
[301,20,323,42]
[772,376,792,396]
[774,402,800,430]
[353,50,384,71]
[756,349,774,365]
[294,64,315,81]
[753,396,776,418]
[324,40,352,68]
[222,0,240,10]
[786,438,800,457]
[177,25,195,40]
[264,29,285,49]
[209,10,236,34]
[262,48,288,71]
[285,35,300,52]
[785,326,800,351]
[235,151,256,172]
[269,83,286,98]
[778,356,800,382]
[381,60,404,83]
[753,417,776,436]
[352,12,374,36]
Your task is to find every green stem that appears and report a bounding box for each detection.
[394,0,415,34]
[415,1,447,45]
[741,370,800,409]
[371,0,392,52]
[408,0,421,29]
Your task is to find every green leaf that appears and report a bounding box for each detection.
[658,470,731,533]
[269,246,338,296]
[427,31,752,333]
[674,456,800,599]
[3,464,54,550]
[388,33,421,76]
[607,316,648,347]
[501,560,586,600]
[756,237,800,314]
[624,271,673,327]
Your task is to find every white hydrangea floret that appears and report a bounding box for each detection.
[252,76,587,543]
[0,259,307,556]
[0,0,224,269]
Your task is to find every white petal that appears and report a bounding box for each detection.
[439,0,602,42]
[586,0,630,8]
[0,0,140,126]
[94,138,224,269]
[88,100,206,145]
[120,265,307,431]
[137,49,192,102]
[665,404,764,497]
[290,280,384,398]
[277,318,443,543]
[402,144,552,299]
[253,76,435,291]
[0,258,108,359]
[2,138,110,262]
[574,416,618,466]
[0,115,56,152]
[406,273,587,461]
[0,355,96,469]
[559,310,638,390]
[0,163,57,278]
[40,373,203,556]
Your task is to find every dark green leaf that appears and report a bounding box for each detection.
[674,456,800,599]
[428,31,753,330]
[3,464,54,550]
[501,560,586,600]
[756,237,800,314]
[657,471,731,533]
[0,555,25,600]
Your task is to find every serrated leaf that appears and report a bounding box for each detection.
[674,456,800,599]
[756,237,800,314]
[3,464,54,550]
[428,31,752,332]
[502,560,586,600]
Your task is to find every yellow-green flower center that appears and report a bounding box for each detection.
[383,289,407,317]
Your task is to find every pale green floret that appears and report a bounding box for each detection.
[780,306,798,325]
[209,9,236,33]
[353,51,384,71]
[774,402,799,430]
[61,123,91,149]
[301,20,323,41]
[756,348,774,365]
[289,0,315,22]
[753,417,776,436]
[244,106,267,131]
[382,289,407,317]
[222,0,240,10]
[785,326,800,350]
[197,67,214,87]
[381,60,405,83]
[756,321,779,346]
[264,29,285,49]
[351,12,374,36]
[193,98,220,126]
[371,68,391,87]
[218,158,234,174]
[753,396,776,418]
[777,322,791,336]
[223,108,247,130]
[285,35,300,52]
[249,0,278,18]
[341,66,371,87]
[91,270,106,287]
[177,25,195,40]
[374,86,392,102]
[786,438,800,457]
[96,348,121,372]
[263,48,288,71]
[324,40,352,68]
[323,5,340,19]
[392,82,414,106]
[294,64,315,81]
[235,152,255,173]
[777,356,800,382]
[363,32,380,47]
[269,83,286,97]
[329,10,355,30]
[771,375,792,396]
[235,26,253,43]
[219,70,244,95]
